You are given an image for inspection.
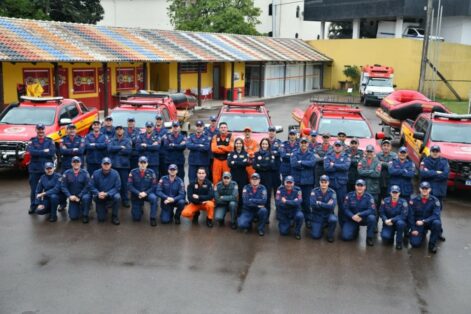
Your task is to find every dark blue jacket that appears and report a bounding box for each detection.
[125,127,141,158]
[280,140,299,176]
[346,147,364,186]
[242,184,267,210]
[343,191,375,219]
[61,169,90,198]
[127,168,157,196]
[187,179,214,204]
[324,152,351,189]
[275,186,302,213]
[187,133,211,166]
[90,169,121,197]
[155,175,185,201]
[269,138,282,170]
[408,195,441,229]
[204,126,219,139]
[310,187,337,219]
[419,156,450,197]
[60,135,85,169]
[26,136,56,173]
[84,132,109,164]
[388,159,415,196]
[163,132,187,165]
[107,136,132,169]
[136,132,161,166]
[100,126,115,139]
[35,173,61,196]
[290,148,316,186]
[253,149,276,173]
[379,197,408,223]
[154,126,168,138]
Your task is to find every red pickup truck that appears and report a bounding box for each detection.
[401,112,471,190]
[0,96,98,169]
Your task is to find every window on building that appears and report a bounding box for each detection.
[180,63,207,73]
[268,4,272,16]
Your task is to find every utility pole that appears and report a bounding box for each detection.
[418,0,433,93]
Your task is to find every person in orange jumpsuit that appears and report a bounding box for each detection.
[243,127,259,178]
[181,167,215,227]
[211,122,234,184]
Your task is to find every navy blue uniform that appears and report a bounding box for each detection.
[228,150,249,210]
[419,156,450,203]
[187,133,211,182]
[127,168,158,221]
[61,169,91,220]
[269,138,282,196]
[275,186,304,236]
[60,135,85,172]
[90,169,121,222]
[290,148,316,224]
[162,132,187,180]
[35,172,61,219]
[100,126,115,139]
[84,132,109,175]
[324,152,351,224]
[204,126,219,139]
[310,187,338,239]
[136,132,161,178]
[408,195,442,248]
[154,126,169,178]
[253,149,276,218]
[280,140,298,180]
[341,191,376,241]
[108,136,132,203]
[155,175,186,223]
[238,184,268,233]
[125,127,141,170]
[314,143,332,187]
[26,136,56,210]
[379,197,408,245]
[388,159,415,200]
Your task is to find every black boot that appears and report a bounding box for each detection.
[192,213,200,225]
[206,218,214,228]
[150,218,157,227]
[366,237,374,246]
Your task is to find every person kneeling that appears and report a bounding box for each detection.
[310,175,338,242]
[214,172,239,229]
[61,157,91,223]
[379,185,408,250]
[182,168,215,227]
[238,173,268,236]
[35,162,62,222]
[275,176,304,240]
[155,164,186,224]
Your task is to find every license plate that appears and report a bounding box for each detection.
[466,180,471,186]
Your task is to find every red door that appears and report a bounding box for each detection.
[98,67,112,111]
[58,67,69,98]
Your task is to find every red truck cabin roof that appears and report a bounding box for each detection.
[362,64,394,77]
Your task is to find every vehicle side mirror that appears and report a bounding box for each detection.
[275,125,283,133]
[163,121,172,129]
[361,83,366,87]
[413,132,425,141]
[302,128,311,136]
[59,118,72,126]
[375,132,385,140]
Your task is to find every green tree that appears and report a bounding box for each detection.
[343,65,361,89]
[168,0,261,35]
[0,0,104,24]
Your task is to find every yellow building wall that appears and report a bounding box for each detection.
[222,62,245,88]
[308,38,471,100]
[2,62,146,104]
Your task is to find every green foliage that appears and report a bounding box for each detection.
[0,0,104,24]
[167,0,261,35]
[343,65,361,88]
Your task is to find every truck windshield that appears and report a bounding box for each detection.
[0,107,56,125]
[431,122,471,144]
[111,110,160,128]
[368,78,393,87]
[218,114,269,133]
[318,118,372,138]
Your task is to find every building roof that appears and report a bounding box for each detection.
[0,17,331,63]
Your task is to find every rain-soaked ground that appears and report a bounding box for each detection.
[1,93,470,314]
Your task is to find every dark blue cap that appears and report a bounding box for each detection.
[284,176,294,183]
[196,120,204,126]
[310,130,317,136]
[366,144,375,152]
[209,115,217,121]
[101,157,112,164]
[115,125,124,129]
[320,175,330,182]
[288,129,297,135]
[138,156,148,163]
[71,156,81,163]
[168,164,178,170]
[338,131,346,136]
[127,117,135,122]
[334,140,343,146]
[350,137,359,144]
[44,162,54,169]
[420,181,431,189]
[399,146,407,153]
[300,137,309,143]
[36,123,45,130]
[390,185,401,193]
[92,120,101,125]
[145,121,154,127]
[268,126,276,132]
[67,124,76,129]
[251,173,261,179]
[431,145,441,152]
[155,113,163,120]
[105,116,113,121]
[355,179,366,186]
[172,121,180,127]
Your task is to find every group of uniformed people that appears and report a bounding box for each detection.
[26,115,449,253]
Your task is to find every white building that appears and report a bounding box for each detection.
[99,0,323,40]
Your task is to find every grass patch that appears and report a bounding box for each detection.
[437,99,469,114]
[329,89,360,97]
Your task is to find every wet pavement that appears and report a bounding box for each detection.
[1,93,471,314]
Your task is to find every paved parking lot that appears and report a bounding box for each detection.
[1,93,470,314]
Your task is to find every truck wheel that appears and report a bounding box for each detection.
[360,95,364,103]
